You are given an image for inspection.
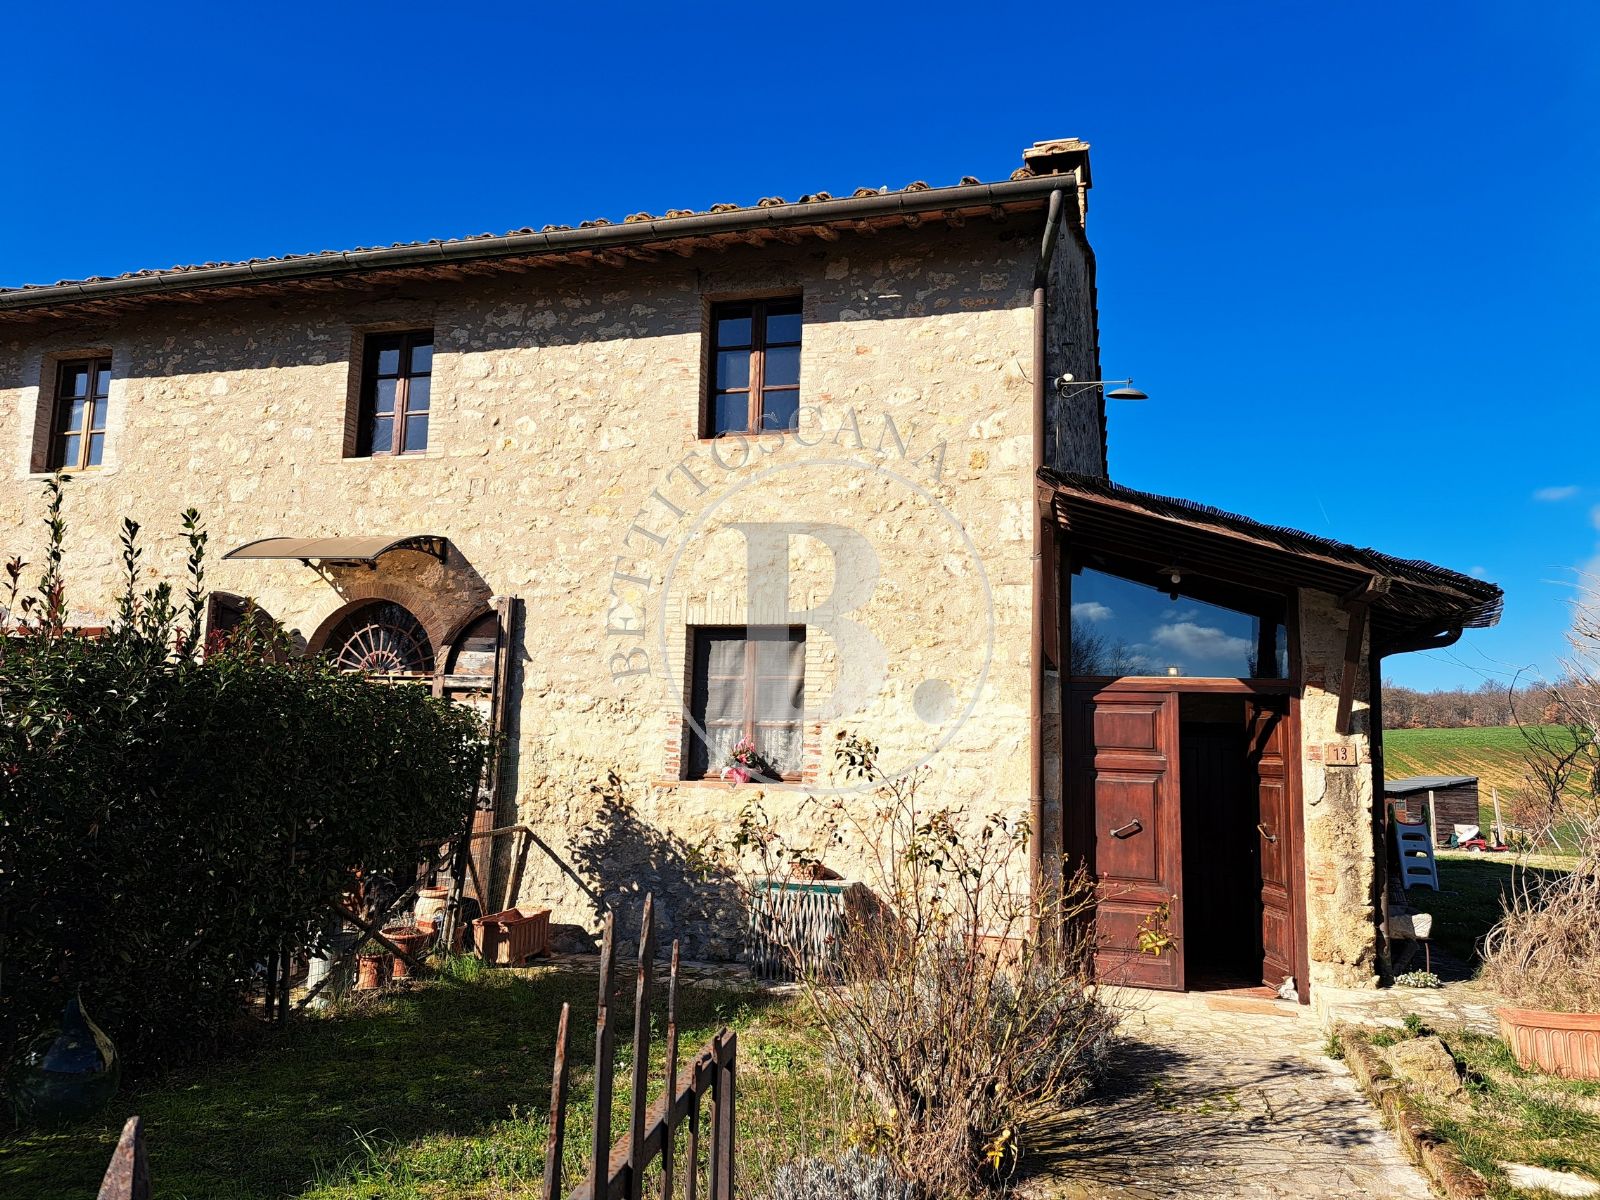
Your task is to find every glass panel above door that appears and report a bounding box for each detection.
[1069,566,1288,679]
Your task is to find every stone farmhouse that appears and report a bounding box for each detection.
[0,139,1501,1001]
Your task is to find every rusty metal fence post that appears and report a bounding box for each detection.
[544,894,737,1200]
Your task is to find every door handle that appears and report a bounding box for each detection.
[1110,818,1143,839]
[1257,823,1278,844]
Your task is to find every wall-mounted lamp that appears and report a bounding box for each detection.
[1159,564,1183,601]
[1055,374,1149,402]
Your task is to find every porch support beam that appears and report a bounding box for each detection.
[1335,589,1375,736]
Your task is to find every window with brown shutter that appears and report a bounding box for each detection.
[686,626,805,780]
[356,331,433,456]
[705,298,801,437]
[47,357,112,471]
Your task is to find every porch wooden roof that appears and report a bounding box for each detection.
[1041,470,1503,653]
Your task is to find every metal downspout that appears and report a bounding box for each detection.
[1031,188,1067,913]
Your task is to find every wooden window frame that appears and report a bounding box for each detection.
[686,625,806,781]
[47,356,113,472]
[704,297,802,438]
[356,330,433,457]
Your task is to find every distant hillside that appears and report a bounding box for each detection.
[1383,725,1590,801]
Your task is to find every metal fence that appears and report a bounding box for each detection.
[547,893,737,1200]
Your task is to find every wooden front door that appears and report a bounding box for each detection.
[1068,687,1184,990]
[1247,696,1295,992]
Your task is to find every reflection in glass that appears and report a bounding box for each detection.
[370,415,394,454]
[764,345,800,387]
[761,391,798,431]
[765,308,802,344]
[716,314,752,347]
[404,414,429,452]
[712,393,747,436]
[716,350,750,390]
[409,341,433,374]
[1068,567,1287,678]
[376,345,401,375]
[86,433,104,467]
[407,377,431,412]
[374,378,398,414]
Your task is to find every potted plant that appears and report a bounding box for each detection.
[382,921,432,980]
[1483,852,1600,1079]
[721,736,778,786]
[1489,610,1600,1079]
[354,939,392,991]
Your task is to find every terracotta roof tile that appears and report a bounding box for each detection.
[0,142,1094,313]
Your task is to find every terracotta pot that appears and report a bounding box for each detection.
[472,907,552,966]
[414,886,449,926]
[355,953,392,991]
[1500,1006,1600,1080]
[383,927,432,980]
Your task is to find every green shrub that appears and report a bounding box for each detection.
[0,479,488,1072]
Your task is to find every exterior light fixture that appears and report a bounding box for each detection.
[1160,564,1184,601]
[1055,374,1149,401]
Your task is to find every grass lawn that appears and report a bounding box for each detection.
[1425,854,1573,966]
[0,961,847,1200]
[1346,1023,1600,1199]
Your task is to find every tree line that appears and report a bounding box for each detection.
[1381,679,1563,729]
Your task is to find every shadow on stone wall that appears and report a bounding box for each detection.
[566,771,746,963]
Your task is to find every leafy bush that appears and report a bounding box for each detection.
[736,733,1119,1196]
[760,1149,914,1200]
[0,479,487,1071]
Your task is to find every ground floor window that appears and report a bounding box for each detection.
[324,601,435,676]
[686,626,805,781]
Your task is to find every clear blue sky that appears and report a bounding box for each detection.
[5,1,1595,691]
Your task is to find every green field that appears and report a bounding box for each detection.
[1384,725,1592,804]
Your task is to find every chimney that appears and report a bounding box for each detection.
[1021,138,1092,227]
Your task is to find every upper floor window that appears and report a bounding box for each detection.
[49,357,112,471]
[357,331,432,456]
[706,298,801,437]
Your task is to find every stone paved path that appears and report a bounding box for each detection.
[1026,991,1434,1199]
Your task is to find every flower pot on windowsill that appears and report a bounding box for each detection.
[355,952,392,991]
[1499,1007,1600,1080]
[472,907,552,966]
[383,925,432,980]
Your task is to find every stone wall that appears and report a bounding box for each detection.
[1297,589,1381,988]
[2,216,1091,959]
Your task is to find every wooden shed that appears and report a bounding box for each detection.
[1384,775,1481,844]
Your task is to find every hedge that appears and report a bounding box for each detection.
[0,480,488,1070]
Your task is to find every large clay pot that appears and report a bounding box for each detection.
[1500,1006,1600,1080]
[414,886,449,926]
